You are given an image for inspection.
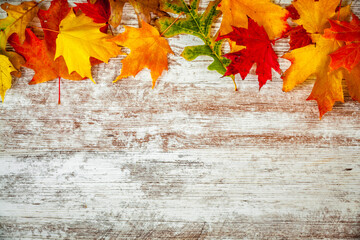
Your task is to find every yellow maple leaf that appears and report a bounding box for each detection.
[282,35,345,118]
[0,55,16,102]
[217,0,289,40]
[293,0,351,34]
[109,20,173,88]
[55,10,122,83]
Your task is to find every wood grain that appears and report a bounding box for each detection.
[1,0,360,239]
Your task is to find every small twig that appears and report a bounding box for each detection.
[231,75,238,91]
[108,24,114,36]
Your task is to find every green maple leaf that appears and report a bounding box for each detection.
[157,0,231,78]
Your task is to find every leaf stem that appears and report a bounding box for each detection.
[58,77,61,104]
[231,76,238,91]
[33,26,59,33]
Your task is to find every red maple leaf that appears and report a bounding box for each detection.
[75,0,111,33]
[217,17,281,89]
[324,14,360,71]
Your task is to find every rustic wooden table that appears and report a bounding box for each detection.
[1,0,360,239]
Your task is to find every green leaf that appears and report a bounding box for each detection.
[158,0,229,76]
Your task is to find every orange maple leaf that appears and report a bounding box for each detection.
[109,20,173,88]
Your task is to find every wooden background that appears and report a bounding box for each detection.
[1,0,360,239]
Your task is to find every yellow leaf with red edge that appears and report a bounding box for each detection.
[217,0,289,40]
[55,10,122,83]
[282,35,345,118]
[109,20,173,88]
[0,55,16,102]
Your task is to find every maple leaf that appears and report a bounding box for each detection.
[0,1,38,73]
[281,0,355,118]
[0,55,16,102]
[158,0,231,77]
[55,10,122,83]
[109,20,173,88]
[284,0,351,50]
[282,35,344,118]
[75,0,110,32]
[324,14,360,71]
[5,0,84,84]
[217,0,289,41]
[217,18,281,89]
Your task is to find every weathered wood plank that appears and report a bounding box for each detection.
[1,0,360,239]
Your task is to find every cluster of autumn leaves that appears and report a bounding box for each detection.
[0,0,359,119]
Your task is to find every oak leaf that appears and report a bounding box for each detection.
[158,0,230,76]
[217,0,289,40]
[217,18,281,89]
[55,10,122,83]
[109,20,173,88]
[0,55,16,102]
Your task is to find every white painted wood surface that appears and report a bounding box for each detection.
[1,0,360,239]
